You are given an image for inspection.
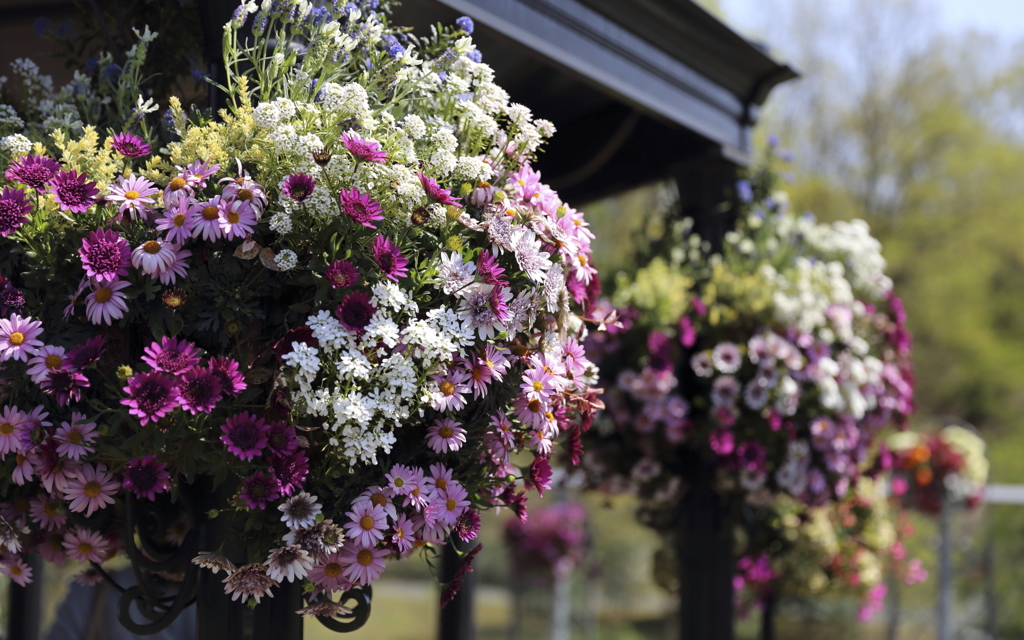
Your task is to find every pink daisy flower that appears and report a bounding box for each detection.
[176,367,222,414]
[352,486,397,521]
[385,464,416,497]
[63,463,119,517]
[85,279,130,326]
[162,174,193,209]
[343,501,388,548]
[47,170,99,213]
[476,251,507,286]
[54,413,98,460]
[425,483,469,529]
[79,228,130,283]
[38,532,67,566]
[106,174,158,220]
[418,172,461,207]
[240,471,281,510]
[26,345,67,384]
[513,395,549,430]
[181,160,220,189]
[0,314,43,362]
[121,455,171,501]
[12,452,34,485]
[520,367,557,402]
[390,513,416,556]
[429,367,470,412]
[29,494,66,530]
[0,556,33,586]
[142,336,202,374]
[339,188,385,228]
[121,371,181,425]
[372,235,409,281]
[1,497,29,527]
[339,543,388,586]
[132,239,176,275]
[41,368,90,407]
[341,132,387,164]
[38,445,81,495]
[220,169,268,217]
[422,463,454,496]
[156,245,191,285]
[190,198,224,241]
[0,405,26,458]
[402,468,431,511]
[155,198,197,244]
[426,418,466,454]
[217,197,257,240]
[220,412,269,461]
[461,355,493,399]
[308,551,353,594]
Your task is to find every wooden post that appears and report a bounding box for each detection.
[8,554,42,640]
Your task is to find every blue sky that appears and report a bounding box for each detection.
[720,0,1024,42]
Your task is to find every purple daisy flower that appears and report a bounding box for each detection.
[270,450,309,497]
[66,336,106,369]
[176,367,223,414]
[417,172,461,207]
[132,239,176,275]
[156,245,191,286]
[217,197,257,240]
[189,198,224,242]
[41,368,90,406]
[206,357,247,396]
[181,160,220,189]
[240,471,281,510]
[0,187,31,237]
[476,251,507,286]
[110,132,152,158]
[5,155,61,192]
[281,173,316,202]
[121,371,181,425]
[372,235,408,281]
[79,229,130,283]
[0,314,43,362]
[340,132,387,164]
[47,170,99,213]
[334,291,376,332]
[141,336,202,373]
[324,260,359,289]
[85,279,130,326]
[266,421,299,457]
[155,198,197,244]
[106,174,159,220]
[220,412,269,461]
[339,188,385,228]
[426,417,467,453]
[122,455,171,501]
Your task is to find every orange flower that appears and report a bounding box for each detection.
[915,467,933,486]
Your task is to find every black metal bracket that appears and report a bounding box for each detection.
[305,585,373,633]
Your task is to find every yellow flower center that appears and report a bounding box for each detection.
[173,213,187,227]
[45,354,62,369]
[439,381,455,396]
[438,425,453,439]
[169,177,186,191]
[413,540,427,548]
[94,287,112,304]
[396,528,405,539]
[0,423,12,436]
[202,205,219,221]
[359,515,376,531]
[68,430,83,444]
[579,254,588,266]
[532,381,544,392]
[434,478,447,492]
[445,498,457,512]
[237,189,253,201]
[83,481,102,498]
[323,562,341,578]
[9,565,21,576]
[8,332,24,346]
[143,240,162,255]
[44,502,57,516]
[124,190,140,200]
[15,454,24,465]
[472,368,483,381]
[477,181,491,189]
[227,211,240,224]
[371,492,386,507]
[77,542,94,556]
[356,549,374,567]
[393,477,405,488]
[528,399,542,413]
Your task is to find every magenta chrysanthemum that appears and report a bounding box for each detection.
[476,251,508,286]
[240,471,282,510]
[122,455,172,501]
[341,132,387,164]
[110,132,152,158]
[339,188,384,228]
[85,279,130,326]
[141,336,202,374]
[121,371,180,425]
[177,367,223,414]
[334,291,376,332]
[79,229,130,283]
[66,336,106,369]
[266,421,299,457]
[282,173,316,202]
[206,357,247,396]
[324,260,359,289]
[372,235,408,281]
[47,170,99,213]
[0,187,31,237]
[270,450,309,496]
[418,172,461,207]
[5,155,61,192]
[220,412,269,461]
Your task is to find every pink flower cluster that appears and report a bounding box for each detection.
[504,501,587,582]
